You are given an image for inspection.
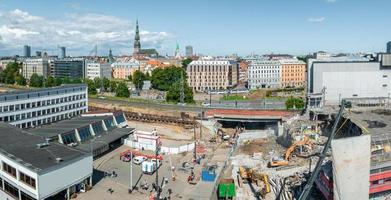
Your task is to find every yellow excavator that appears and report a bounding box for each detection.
[239,166,270,197]
[268,137,312,167]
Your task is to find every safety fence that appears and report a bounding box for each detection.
[124,139,195,155]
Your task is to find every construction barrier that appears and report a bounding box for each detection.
[124,139,195,155]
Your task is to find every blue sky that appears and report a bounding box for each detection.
[0,0,390,56]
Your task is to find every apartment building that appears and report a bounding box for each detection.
[187,60,238,92]
[111,61,140,79]
[0,84,88,129]
[248,60,280,89]
[280,59,306,88]
[0,122,92,200]
[85,61,112,80]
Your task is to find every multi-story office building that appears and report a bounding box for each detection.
[307,55,391,108]
[187,60,238,92]
[23,45,31,58]
[280,59,306,88]
[60,47,66,59]
[248,60,280,89]
[0,84,88,129]
[387,42,391,54]
[50,59,85,79]
[85,61,112,80]
[185,45,193,57]
[0,122,93,200]
[22,58,50,79]
[111,61,140,80]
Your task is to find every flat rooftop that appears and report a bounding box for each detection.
[0,122,89,174]
[28,115,111,138]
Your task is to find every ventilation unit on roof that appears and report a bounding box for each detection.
[55,158,63,163]
[36,142,50,149]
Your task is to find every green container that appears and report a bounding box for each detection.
[218,179,236,198]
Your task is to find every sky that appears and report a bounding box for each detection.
[0,0,390,57]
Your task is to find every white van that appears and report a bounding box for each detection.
[133,156,147,165]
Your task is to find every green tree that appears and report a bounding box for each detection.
[115,82,130,98]
[151,66,186,91]
[15,75,26,86]
[109,80,118,92]
[132,70,146,92]
[0,62,21,84]
[166,81,194,103]
[29,73,44,87]
[46,76,56,87]
[62,77,72,84]
[55,77,63,86]
[285,97,305,110]
[93,77,102,90]
[181,58,192,69]
[102,77,110,91]
[127,74,133,82]
[85,79,97,95]
[145,72,150,80]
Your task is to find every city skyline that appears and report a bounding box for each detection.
[0,0,391,56]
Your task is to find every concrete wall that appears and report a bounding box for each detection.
[331,135,371,200]
[311,62,391,105]
[37,156,92,199]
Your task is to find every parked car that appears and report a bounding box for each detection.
[121,154,133,162]
[133,156,147,165]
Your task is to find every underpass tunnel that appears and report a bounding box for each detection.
[217,119,279,134]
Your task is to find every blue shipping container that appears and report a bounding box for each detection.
[202,170,216,182]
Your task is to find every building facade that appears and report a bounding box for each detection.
[60,47,66,59]
[0,122,93,200]
[111,61,140,80]
[0,84,88,129]
[187,60,238,92]
[185,45,193,57]
[50,59,85,79]
[248,60,280,89]
[22,58,50,80]
[308,60,391,107]
[280,59,306,88]
[85,62,112,80]
[23,45,31,58]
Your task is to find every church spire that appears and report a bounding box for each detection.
[133,19,141,55]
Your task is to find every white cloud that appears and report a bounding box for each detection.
[0,9,173,56]
[307,17,326,23]
[325,0,337,3]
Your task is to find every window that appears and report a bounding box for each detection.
[3,180,18,198]
[104,118,115,129]
[78,127,92,142]
[61,131,78,145]
[92,122,104,135]
[19,172,36,188]
[21,191,36,200]
[115,114,125,124]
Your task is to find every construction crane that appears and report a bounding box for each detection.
[268,137,312,167]
[298,100,351,200]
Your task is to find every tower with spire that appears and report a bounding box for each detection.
[175,43,181,59]
[133,19,141,56]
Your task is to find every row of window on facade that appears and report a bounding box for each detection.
[0,94,86,113]
[187,65,231,72]
[0,102,86,123]
[1,161,36,200]
[13,110,85,129]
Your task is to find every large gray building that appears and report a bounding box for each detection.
[185,45,193,57]
[50,59,85,79]
[308,56,391,108]
[22,58,50,79]
[60,46,66,59]
[23,45,31,58]
[0,84,88,129]
[387,41,391,53]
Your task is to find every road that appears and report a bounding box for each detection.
[89,97,287,113]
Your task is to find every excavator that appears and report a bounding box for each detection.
[239,166,270,197]
[268,137,312,167]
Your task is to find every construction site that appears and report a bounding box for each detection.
[80,98,391,200]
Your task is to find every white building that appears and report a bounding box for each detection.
[308,56,391,108]
[22,58,50,79]
[187,60,239,92]
[0,84,88,129]
[85,62,112,80]
[0,122,93,200]
[0,59,16,70]
[248,60,280,89]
